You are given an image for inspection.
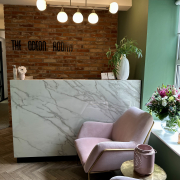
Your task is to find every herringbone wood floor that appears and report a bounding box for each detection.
[0,128,121,180]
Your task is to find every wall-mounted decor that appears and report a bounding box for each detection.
[53,41,73,52]
[11,40,73,52]
[11,40,21,50]
[28,41,46,51]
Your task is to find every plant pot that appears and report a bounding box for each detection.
[116,54,129,80]
[19,73,25,80]
[161,116,179,134]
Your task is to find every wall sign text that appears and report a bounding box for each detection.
[11,40,73,52]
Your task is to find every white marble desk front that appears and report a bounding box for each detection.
[10,80,141,157]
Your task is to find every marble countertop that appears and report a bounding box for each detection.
[152,120,180,156]
[10,79,140,81]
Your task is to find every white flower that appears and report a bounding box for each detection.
[162,99,167,107]
[162,96,168,100]
[18,66,27,74]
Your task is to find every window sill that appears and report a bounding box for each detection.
[152,120,180,156]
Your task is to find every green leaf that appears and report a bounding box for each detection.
[106,37,143,74]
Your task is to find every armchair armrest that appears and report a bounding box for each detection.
[84,141,137,173]
[77,121,113,139]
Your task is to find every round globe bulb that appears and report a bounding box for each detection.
[109,2,118,14]
[73,12,83,23]
[36,0,46,11]
[88,11,98,24]
[57,11,68,23]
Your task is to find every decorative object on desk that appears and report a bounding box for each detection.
[12,65,17,80]
[146,84,180,134]
[18,66,27,80]
[117,54,129,80]
[134,144,156,175]
[108,72,115,79]
[101,72,115,80]
[101,72,108,80]
[106,37,142,80]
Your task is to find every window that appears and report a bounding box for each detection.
[175,9,180,88]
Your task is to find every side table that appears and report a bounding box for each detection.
[120,160,167,180]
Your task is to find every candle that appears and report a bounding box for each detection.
[178,133,180,144]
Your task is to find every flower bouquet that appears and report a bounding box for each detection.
[146,84,180,133]
[18,66,27,80]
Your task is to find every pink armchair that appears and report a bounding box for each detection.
[75,107,154,180]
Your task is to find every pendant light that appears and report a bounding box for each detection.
[88,10,98,24]
[109,2,118,14]
[36,0,46,11]
[175,0,180,5]
[57,7,68,23]
[73,8,83,23]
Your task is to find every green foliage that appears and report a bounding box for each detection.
[106,37,143,76]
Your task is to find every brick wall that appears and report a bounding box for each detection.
[4,5,118,125]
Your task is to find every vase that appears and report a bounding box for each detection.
[134,144,156,175]
[19,73,25,80]
[161,116,179,134]
[116,54,129,80]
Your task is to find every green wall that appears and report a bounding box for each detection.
[118,0,149,105]
[118,0,149,81]
[145,1,180,179]
[142,0,179,111]
[118,0,180,179]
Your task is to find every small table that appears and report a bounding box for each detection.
[121,160,167,180]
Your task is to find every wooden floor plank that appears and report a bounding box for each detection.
[0,127,119,180]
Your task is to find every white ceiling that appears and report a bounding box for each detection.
[0,0,36,6]
[0,4,3,19]
[0,0,132,10]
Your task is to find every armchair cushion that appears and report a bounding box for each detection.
[84,141,137,173]
[112,107,153,144]
[77,121,113,139]
[75,137,112,165]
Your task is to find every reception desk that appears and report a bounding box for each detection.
[10,80,141,158]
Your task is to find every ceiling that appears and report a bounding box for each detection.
[0,4,3,19]
[0,0,37,6]
[0,0,132,10]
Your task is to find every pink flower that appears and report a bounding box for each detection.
[176,97,180,102]
[146,102,152,106]
[172,87,177,95]
[172,89,177,95]
[159,90,166,98]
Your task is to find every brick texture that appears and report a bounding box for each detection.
[4,5,118,125]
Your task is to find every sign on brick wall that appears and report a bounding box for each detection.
[11,40,73,52]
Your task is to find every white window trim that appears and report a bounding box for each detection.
[174,7,180,88]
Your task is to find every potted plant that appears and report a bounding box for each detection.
[146,84,180,134]
[106,37,142,80]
